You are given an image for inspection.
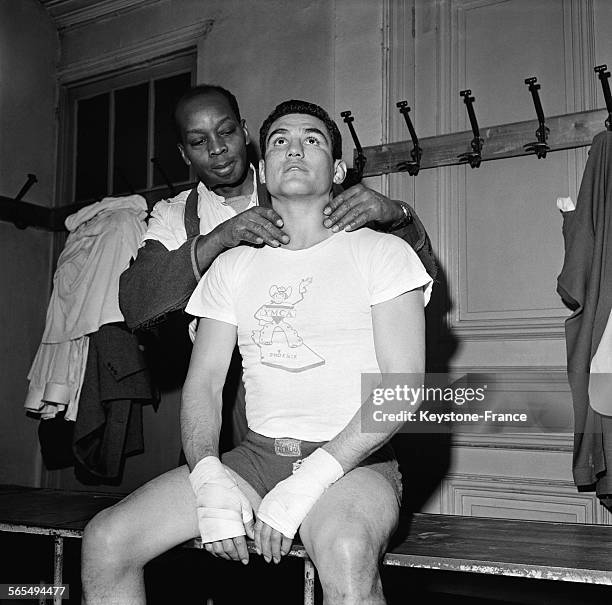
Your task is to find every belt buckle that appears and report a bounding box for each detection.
[274,437,301,457]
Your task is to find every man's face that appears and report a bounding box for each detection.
[259,113,345,199]
[177,92,250,189]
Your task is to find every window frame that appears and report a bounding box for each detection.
[56,52,196,206]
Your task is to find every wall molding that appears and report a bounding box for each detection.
[42,0,168,31]
[441,472,611,524]
[447,367,572,450]
[383,0,416,205]
[448,317,567,340]
[452,432,573,451]
[57,19,213,84]
[563,0,595,204]
[434,0,595,342]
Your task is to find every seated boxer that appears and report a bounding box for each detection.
[81,100,432,605]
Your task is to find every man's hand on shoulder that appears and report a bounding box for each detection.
[213,207,290,249]
[323,183,408,232]
[189,457,255,564]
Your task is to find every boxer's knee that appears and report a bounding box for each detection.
[318,527,381,572]
[311,527,385,603]
[82,507,141,572]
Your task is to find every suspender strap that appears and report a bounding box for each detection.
[184,169,270,237]
[184,187,200,239]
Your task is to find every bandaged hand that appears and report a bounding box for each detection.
[256,448,344,540]
[189,456,254,544]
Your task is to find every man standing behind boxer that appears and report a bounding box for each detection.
[119,85,435,450]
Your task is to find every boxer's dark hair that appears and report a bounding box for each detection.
[259,99,342,159]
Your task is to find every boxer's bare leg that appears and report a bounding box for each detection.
[299,467,399,605]
[81,464,260,605]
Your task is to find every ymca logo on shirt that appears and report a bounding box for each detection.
[251,277,325,372]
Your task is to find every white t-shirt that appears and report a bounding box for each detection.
[186,228,433,441]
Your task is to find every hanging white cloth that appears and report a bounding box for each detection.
[25,195,147,420]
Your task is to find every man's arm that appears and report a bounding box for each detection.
[182,317,255,563]
[323,288,426,471]
[323,184,438,278]
[119,208,288,330]
[119,237,204,330]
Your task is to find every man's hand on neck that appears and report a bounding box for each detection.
[272,193,334,250]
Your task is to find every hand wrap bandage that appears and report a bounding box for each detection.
[256,448,344,539]
[189,456,253,542]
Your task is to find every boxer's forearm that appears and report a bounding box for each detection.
[181,384,223,470]
[181,318,237,470]
[322,398,404,474]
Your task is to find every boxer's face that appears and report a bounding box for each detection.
[177,92,250,189]
[259,113,345,199]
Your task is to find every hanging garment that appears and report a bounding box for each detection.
[589,306,612,416]
[557,130,612,510]
[73,323,158,482]
[25,195,147,420]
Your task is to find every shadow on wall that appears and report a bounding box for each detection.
[393,258,458,516]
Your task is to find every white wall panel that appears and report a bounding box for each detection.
[387,0,612,522]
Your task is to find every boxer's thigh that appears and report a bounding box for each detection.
[299,466,400,566]
[85,465,200,566]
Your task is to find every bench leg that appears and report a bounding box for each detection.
[53,536,63,605]
[303,558,316,605]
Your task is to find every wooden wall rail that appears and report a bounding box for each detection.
[0,184,194,231]
[3,108,608,230]
[359,108,608,177]
[0,196,74,231]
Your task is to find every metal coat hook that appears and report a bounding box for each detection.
[14,173,38,202]
[340,110,366,187]
[396,101,422,176]
[594,65,612,131]
[458,90,483,168]
[523,77,550,158]
[151,158,176,196]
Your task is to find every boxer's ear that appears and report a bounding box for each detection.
[333,160,347,185]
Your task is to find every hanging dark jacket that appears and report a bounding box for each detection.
[557,130,612,510]
[73,323,158,482]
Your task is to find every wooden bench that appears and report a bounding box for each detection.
[1,484,611,604]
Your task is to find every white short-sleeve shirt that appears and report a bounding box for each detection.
[186,228,432,441]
